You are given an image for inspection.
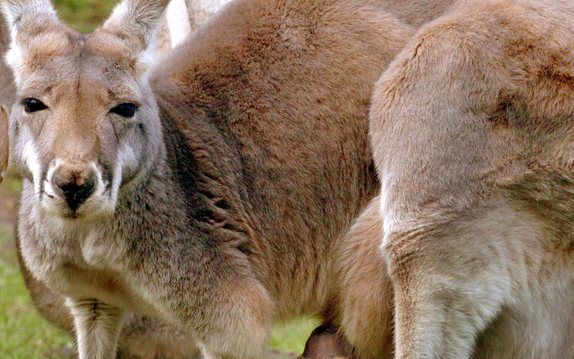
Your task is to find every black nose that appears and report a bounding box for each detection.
[52,165,97,211]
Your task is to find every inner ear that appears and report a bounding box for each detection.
[2,0,73,85]
[96,0,171,54]
[165,0,191,49]
[89,0,171,77]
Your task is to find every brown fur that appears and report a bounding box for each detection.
[298,196,394,359]
[331,197,393,359]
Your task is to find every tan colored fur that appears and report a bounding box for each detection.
[370,0,574,358]
[332,197,393,359]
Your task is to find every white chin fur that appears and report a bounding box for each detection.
[40,160,118,219]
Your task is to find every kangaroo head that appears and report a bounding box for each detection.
[3,0,169,219]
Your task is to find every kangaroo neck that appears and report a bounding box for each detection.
[115,108,252,253]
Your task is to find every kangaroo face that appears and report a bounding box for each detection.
[5,0,164,219]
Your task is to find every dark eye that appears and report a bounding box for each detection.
[110,103,138,118]
[22,98,48,113]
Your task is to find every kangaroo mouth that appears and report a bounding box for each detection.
[38,160,119,220]
[40,184,116,220]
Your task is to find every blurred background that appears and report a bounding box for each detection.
[0,0,316,357]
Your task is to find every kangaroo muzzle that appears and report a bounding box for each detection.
[50,162,97,211]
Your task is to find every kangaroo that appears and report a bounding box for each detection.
[370,0,574,358]
[10,0,212,357]
[3,0,413,357]
[12,0,238,357]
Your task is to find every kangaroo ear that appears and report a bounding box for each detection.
[2,0,68,84]
[0,106,9,183]
[148,0,191,60]
[154,0,234,59]
[165,0,191,49]
[2,0,58,33]
[98,0,170,62]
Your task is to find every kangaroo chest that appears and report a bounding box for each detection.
[20,207,153,313]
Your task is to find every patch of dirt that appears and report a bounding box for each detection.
[0,179,18,228]
[0,172,20,263]
[45,347,76,359]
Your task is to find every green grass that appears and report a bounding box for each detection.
[0,173,21,193]
[53,0,115,32]
[270,318,317,354]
